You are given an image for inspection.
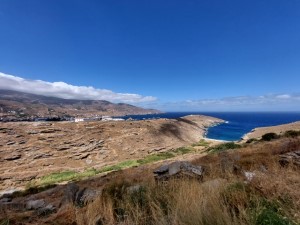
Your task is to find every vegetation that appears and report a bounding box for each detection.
[284,130,300,138]
[246,138,258,144]
[207,142,241,153]
[3,136,300,224]
[35,147,196,187]
[261,132,279,141]
[192,139,210,147]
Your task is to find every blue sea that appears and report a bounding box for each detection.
[120,112,300,141]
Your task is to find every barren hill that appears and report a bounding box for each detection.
[0,89,160,120]
[0,115,223,190]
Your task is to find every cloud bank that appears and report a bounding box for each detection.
[158,94,300,111]
[0,72,156,103]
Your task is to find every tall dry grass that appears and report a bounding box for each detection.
[70,138,300,225]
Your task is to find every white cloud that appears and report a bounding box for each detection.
[276,94,291,99]
[181,94,300,106]
[156,94,300,111]
[0,72,157,103]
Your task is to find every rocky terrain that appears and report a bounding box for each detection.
[0,133,299,225]
[242,121,300,141]
[0,89,160,120]
[0,115,223,191]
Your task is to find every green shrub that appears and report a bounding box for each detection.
[207,142,241,153]
[246,138,258,144]
[255,208,292,225]
[172,147,194,154]
[284,130,300,138]
[192,139,210,147]
[137,152,174,164]
[98,160,139,173]
[261,133,279,141]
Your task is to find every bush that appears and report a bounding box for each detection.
[207,142,241,153]
[255,208,292,225]
[246,138,257,144]
[261,133,279,141]
[284,130,300,138]
[137,152,174,164]
[192,139,210,147]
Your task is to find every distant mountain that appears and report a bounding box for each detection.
[0,89,160,120]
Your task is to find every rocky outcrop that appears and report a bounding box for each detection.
[153,161,204,181]
[61,183,100,207]
[279,150,300,167]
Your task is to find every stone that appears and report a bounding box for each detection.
[74,153,90,160]
[33,153,53,159]
[279,150,300,167]
[6,141,16,145]
[18,140,26,144]
[75,188,99,206]
[4,154,21,161]
[244,171,256,182]
[37,204,56,216]
[63,183,79,204]
[26,199,46,210]
[154,161,204,181]
[57,147,70,151]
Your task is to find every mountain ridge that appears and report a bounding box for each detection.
[0,89,160,120]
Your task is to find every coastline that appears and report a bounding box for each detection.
[242,121,300,141]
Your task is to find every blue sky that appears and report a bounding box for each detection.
[0,0,300,111]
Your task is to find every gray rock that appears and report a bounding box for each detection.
[26,199,46,210]
[75,188,99,206]
[279,150,300,167]
[154,161,204,181]
[37,204,56,216]
[64,183,79,204]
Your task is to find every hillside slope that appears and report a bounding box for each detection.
[0,89,160,120]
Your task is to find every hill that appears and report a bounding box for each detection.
[0,89,160,120]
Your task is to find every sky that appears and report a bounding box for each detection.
[0,0,300,111]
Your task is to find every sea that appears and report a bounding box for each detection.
[120,112,300,141]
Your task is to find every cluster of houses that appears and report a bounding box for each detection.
[74,115,125,122]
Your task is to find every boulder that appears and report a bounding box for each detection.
[75,188,99,206]
[63,183,79,204]
[26,199,46,210]
[37,204,56,216]
[153,161,204,181]
[279,150,300,167]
